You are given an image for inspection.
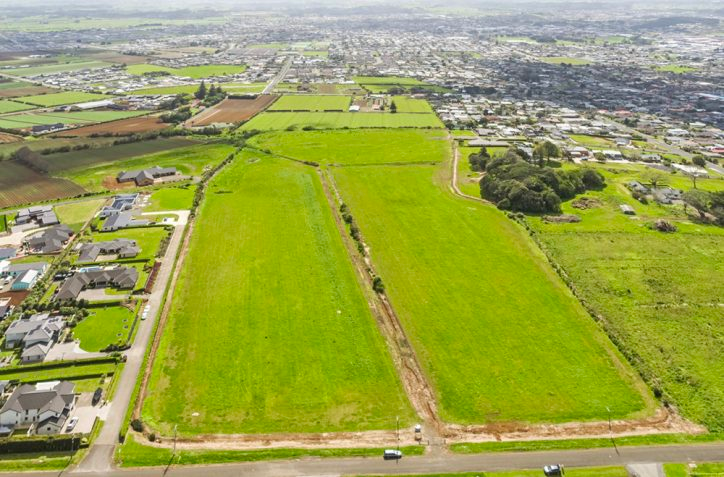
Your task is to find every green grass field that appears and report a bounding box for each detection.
[527,164,724,430]
[541,57,593,65]
[55,198,104,232]
[0,100,34,113]
[655,65,695,74]
[0,361,116,382]
[240,112,444,131]
[331,162,652,424]
[126,64,247,79]
[0,453,71,472]
[569,134,616,149]
[268,95,352,111]
[131,83,265,95]
[3,60,111,77]
[17,91,109,107]
[391,96,434,113]
[75,306,135,352]
[0,110,145,130]
[39,137,197,173]
[353,76,426,85]
[143,150,414,435]
[59,143,233,191]
[146,186,196,211]
[249,129,449,165]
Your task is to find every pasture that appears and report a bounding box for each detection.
[2,60,111,77]
[75,305,135,352]
[0,160,86,209]
[0,110,146,130]
[131,83,266,96]
[126,64,247,78]
[331,163,653,424]
[527,162,724,430]
[239,111,444,131]
[268,95,351,111]
[541,56,593,65]
[390,96,434,113]
[142,151,413,435]
[55,198,105,232]
[0,100,34,113]
[146,186,196,211]
[655,65,695,74]
[58,142,227,191]
[249,128,449,165]
[17,91,109,107]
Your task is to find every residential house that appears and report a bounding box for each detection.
[0,381,75,434]
[117,166,177,186]
[11,269,39,291]
[652,187,683,204]
[24,225,73,254]
[77,239,140,263]
[0,248,17,260]
[1,262,48,280]
[4,313,64,350]
[99,194,139,218]
[15,206,59,227]
[54,267,139,302]
[627,181,650,194]
[101,212,149,232]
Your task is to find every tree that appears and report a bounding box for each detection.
[692,155,707,168]
[533,140,560,166]
[389,100,397,113]
[208,84,216,96]
[682,189,710,219]
[195,80,207,100]
[643,170,667,189]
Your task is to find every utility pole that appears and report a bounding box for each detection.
[173,424,178,458]
[396,416,399,451]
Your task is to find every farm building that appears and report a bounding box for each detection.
[117,166,177,186]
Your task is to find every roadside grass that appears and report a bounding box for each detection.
[16,91,109,107]
[55,198,104,232]
[331,162,653,424]
[142,151,414,435]
[239,111,444,131]
[268,95,352,111]
[248,129,449,165]
[0,452,71,471]
[126,64,247,78]
[0,361,116,382]
[541,57,593,65]
[450,433,724,453]
[58,143,234,191]
[146,186,196,211]
[116,433,424,467]
[74,305,135,352]
[355,468,629,477]
[390,96,434,113]
[0,214,7,233]
[87,227,169,262]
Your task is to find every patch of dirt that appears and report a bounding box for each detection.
[186,96,278,127]
[571,196,602,209]
[0,291,30,307]
[52,117,168,137]
[102,176,134,190]
[0,132,22,144]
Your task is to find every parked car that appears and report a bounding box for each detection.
[66,416,79,432]
[544,465,564,477]
[92,387,103,405]
[383,449,403,460]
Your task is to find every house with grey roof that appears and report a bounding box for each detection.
[1,261,48,279]
[0,248,17,260]
[117,166,177,186]
[0,381,75,434]
[15,206,59,228]
[77,239,140,263]
[99,194,139,218]
[101,212,149,232]
[54,267,139,302]
[24,225,73,254]
[4,313,64,350]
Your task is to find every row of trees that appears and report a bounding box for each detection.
[479,148,605,214]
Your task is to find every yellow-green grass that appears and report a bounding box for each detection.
[0,110,146,130]
[116,433,424,467]
[90,227,169,262]
[55,198,104,232]
[16,91,109,107]
[528,165,724,430]
[75,305,135,352]
[58,143,233,191]
[655,65,695,74]
[0,136,118,158]
[0,99,35,113]
[358,467,629,477]
[541,57,593,65]
[146,185,196,211]
[0,453,71,471]
[126,64,247,79]
[353,76,426,85]
[0,361,116,382]
[451,129,476,136]
[331,163,653,424]
[2,60,111,77]
[268,95,352,111]
[569,134,616,149]
[248,129,449,165]
[239,112,443,131]
[456,145,508,197]
[38,137,197,173]
[665,462,724,477]
[391,96,434,113]
[142,151,414,435]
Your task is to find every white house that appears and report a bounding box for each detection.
[0,381,75,434]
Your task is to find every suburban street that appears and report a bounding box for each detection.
[16,442,721,477]
[74,211,190,473]
[261,55,293,94]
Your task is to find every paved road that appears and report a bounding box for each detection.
[598,117,693,160]
[10,442,720,477]
[262,55,293,95]
[74,212,190,473]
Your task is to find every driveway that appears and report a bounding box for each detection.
[77,289,129,302]
[45,341,105,362]
[65,394,101,435]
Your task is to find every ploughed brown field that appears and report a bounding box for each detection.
[0,132,21,143]
[0,86,55,98]
[0,160,86,208]
[53,116,169,137]
[186,95,277,127]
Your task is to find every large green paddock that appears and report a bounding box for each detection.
[126,64,247,79]
[142,151,414,435]
[239,112,444,131]
[0,100,34,113]
[248,129,449,165]
[59,143,233,191]
[17,91,109,107]
[267,95,352,111]
[391,96,434,113]
[0,110,146,130]
[331,163,653,424]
